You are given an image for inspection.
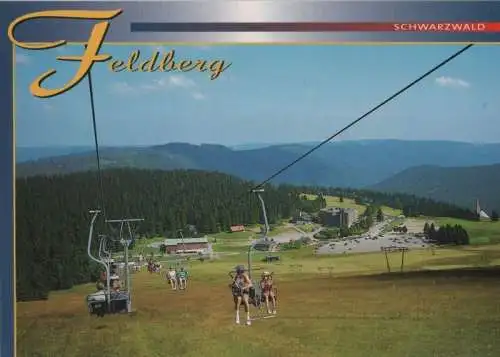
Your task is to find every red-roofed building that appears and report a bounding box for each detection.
[230,225,245,232]
[163,237,209,254]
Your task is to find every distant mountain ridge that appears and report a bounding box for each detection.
[370,163,500,212]
[230,141,320,151]
[16,140,500,191]
[16,146,95,162]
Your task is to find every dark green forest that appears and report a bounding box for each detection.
[424,223,470,245]
[16,168,477,301]
[16,169,317,300]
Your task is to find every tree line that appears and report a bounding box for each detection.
[298,194,327,213]
[423,222,470,245]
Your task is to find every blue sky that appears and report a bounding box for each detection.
[15,44,499,147]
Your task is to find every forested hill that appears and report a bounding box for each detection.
[17,168,476,301]
[16,140,500,188]
[370,164,500,213]
[16,169,317,301]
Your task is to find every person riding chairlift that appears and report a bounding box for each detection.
[110,269,121,292]
[167,266,177,290]
[260,271,277,315]
[97,268,120,292]
[177,267,189,290]
[231,265,253,325]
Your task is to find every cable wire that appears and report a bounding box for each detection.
[250,44,474,192]
[87,69,107,219]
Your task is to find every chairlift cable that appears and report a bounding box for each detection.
[250,44,474,191]
[87,69,107,219]
[86,62,143,245]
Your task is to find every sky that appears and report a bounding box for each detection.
[15,44,499,147]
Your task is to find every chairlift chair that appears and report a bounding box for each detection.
[246,239,279,309]
[85,210,143,317]
[228,265,278,311]
[227,189,278,310]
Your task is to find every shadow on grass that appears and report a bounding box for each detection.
[405,246,500,271]
[267,313,429,321]
[362,265,500,281]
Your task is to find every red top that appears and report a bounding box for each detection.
[261,279,272,291]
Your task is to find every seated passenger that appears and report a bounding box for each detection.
[177,267,189,290]
[260,271,276,315]
[167,267,177,290]
[232,265,252,325]
[110,271,121,291]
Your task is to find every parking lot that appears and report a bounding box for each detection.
[316,233,430,255]
[316,218,430,255]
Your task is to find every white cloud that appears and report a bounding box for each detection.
[192,92,205,100]
[168,75,196,88]
[16,53,29,65]
[110,75,204,99]
[435,76,470,89]
[110,81,136,94]
[139,75,195,91]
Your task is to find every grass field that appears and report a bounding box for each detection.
[304,194,402,216]
[208,230,258,252]
[17,244,500,357]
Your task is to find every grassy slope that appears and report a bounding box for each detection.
[22,196,500,356]
[207,226,299,252]
[304,194,402,216]
[17,245,500,357]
